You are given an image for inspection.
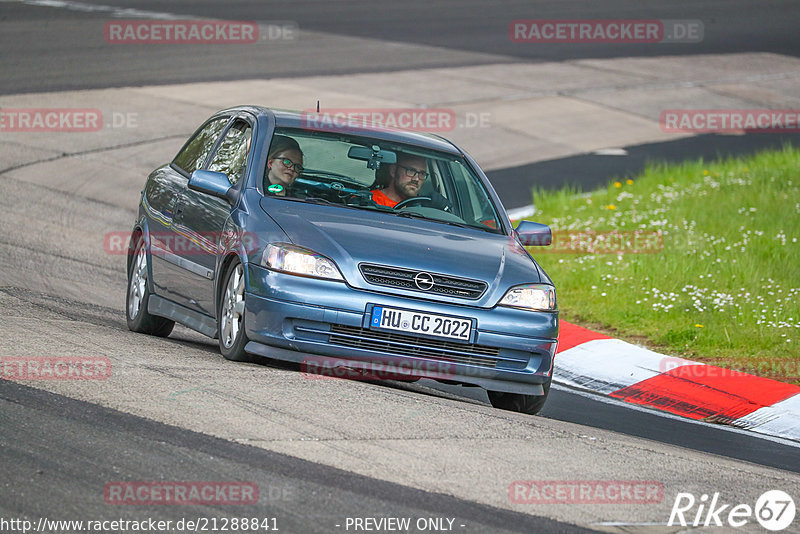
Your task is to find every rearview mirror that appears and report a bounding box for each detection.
[514,220,552,246]
[188,170,236,204]
[348,145,397,170]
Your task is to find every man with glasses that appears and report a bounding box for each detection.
[371,153,429,208]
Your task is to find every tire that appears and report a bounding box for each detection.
[488,378,551,415]
[126,236,175,337]
[218,260,253,362]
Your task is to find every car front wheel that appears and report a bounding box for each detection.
[126,236,175,337]
[488,378,551,415]
[218,260,253,362]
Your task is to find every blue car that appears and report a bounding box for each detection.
[126,106,558,414]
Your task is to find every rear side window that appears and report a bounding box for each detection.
[172,117,229,174]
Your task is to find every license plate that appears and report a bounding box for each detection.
[370,306,472,341]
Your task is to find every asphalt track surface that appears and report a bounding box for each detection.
[4,0,800,208]
[1,1,799,532]
[2,0,800,94]
[0,380,592,534]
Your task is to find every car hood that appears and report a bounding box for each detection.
[260,198,546,305]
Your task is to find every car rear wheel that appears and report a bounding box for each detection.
[488,378,551,415]
[126,236,175,337]
[218,260,253,362]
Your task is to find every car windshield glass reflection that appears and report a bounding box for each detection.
[263,128,502,233]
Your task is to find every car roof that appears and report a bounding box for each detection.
[217,105,463,156]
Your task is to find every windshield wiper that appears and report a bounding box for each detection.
[393,211,472,229]
[274,196,336,205]
[276,196,380,212]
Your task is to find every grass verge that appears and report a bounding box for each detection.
[528,146,800,384]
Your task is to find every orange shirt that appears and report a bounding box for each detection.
[371,189,398,208]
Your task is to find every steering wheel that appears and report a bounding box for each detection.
[393,196,432,210]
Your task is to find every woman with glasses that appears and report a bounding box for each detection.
[265,135,304,196]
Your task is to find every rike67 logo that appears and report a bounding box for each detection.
[669,490,796,531]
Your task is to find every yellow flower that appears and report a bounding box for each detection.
[742,167,748,172]
[606,204,616,210]
[614,181,622,188]
[626,179,634,185]
[703,170,709,176]
[695,324,704,328]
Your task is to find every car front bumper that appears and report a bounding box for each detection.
[243,264,558,395]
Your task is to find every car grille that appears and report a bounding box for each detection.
[359,264,487,299]
[327,324,502,368]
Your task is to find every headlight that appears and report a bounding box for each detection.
[263,244,344,281]
[499,284,557,311]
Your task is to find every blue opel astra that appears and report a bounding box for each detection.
[126,106,558,414]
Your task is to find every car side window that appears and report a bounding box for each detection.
[172,117,229,175]
[451,161,499,228]
[207,120,252,185]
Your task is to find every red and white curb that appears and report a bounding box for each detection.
[554,322,800,442]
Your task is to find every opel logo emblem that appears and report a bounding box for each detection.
[414,272,435,291]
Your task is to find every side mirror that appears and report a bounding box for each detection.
[189,170,236,204]
[515,220,552,246]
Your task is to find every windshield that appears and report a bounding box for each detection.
[262,127,503,233]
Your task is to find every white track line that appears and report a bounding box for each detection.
[22,0,182,19]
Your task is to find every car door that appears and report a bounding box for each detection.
[170,116,253,316]
[141,165,185,303]
[150,115,230,309]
